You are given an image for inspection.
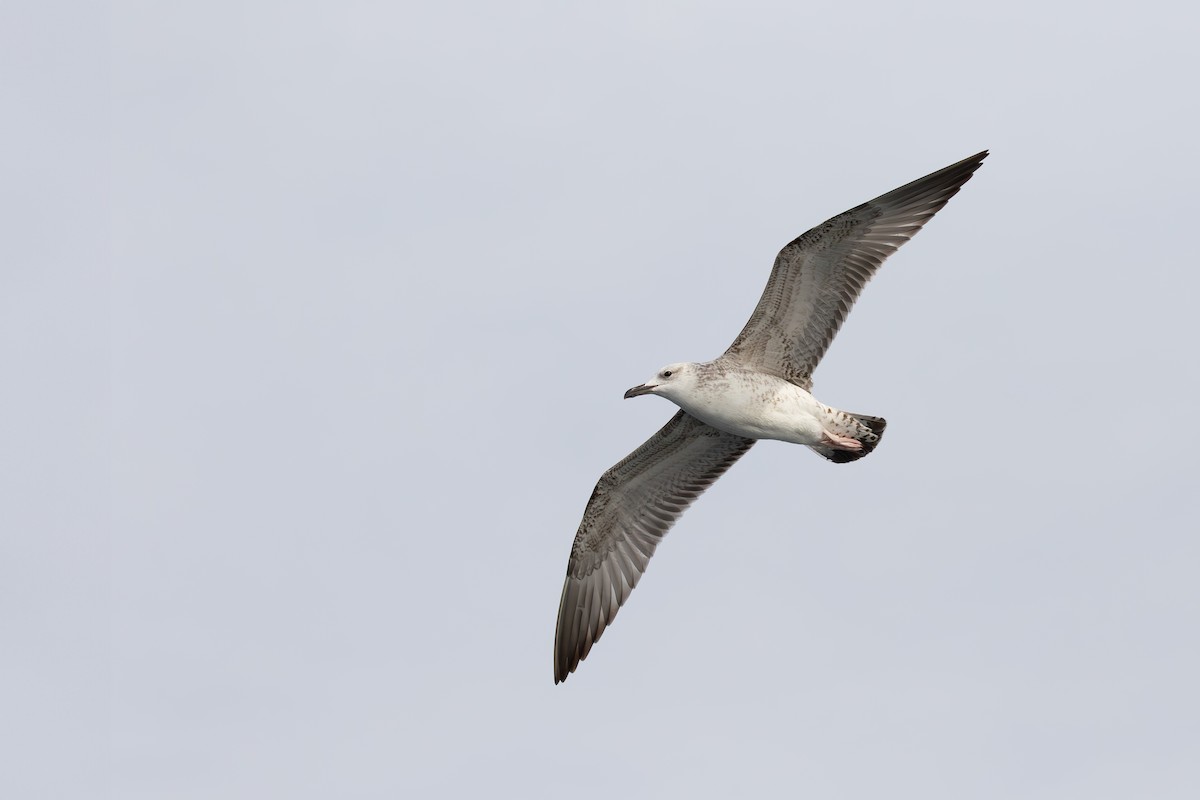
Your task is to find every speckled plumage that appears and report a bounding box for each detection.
[554,151,988,683]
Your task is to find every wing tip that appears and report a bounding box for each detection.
[866,148,989,216]
[553,640,575,685]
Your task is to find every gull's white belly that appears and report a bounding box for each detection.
[671,374,830,445]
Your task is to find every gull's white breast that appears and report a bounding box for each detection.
[671,368,830,446]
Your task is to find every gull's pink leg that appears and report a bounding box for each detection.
[820,430,863,451]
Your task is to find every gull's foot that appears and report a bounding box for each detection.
[820,430,863,451]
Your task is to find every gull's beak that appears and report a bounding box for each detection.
[624,383,657,399]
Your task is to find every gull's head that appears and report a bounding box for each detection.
[624,362,695,401]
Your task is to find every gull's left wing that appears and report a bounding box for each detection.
[722,151,987,388]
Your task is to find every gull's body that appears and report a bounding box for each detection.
[630,361,881,454]
[554,151,988,683]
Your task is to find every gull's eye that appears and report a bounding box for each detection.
[662,370,673,378]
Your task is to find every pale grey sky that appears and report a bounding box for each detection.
[4,1,1199,797]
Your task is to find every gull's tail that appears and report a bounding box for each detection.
[809,411,887,464]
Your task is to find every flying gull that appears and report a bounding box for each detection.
[554,151,988,683]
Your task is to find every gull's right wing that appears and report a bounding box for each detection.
[554,411,754,683]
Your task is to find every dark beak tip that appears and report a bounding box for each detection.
[623,383,655,399]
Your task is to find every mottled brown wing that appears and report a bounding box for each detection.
[554,411,754,683]
[723,151,987,389]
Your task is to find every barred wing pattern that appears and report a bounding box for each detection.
[723,151,988,388]
[554,411,754,683]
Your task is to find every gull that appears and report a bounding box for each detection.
[553,151,988,683]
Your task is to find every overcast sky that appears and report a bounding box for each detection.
[4,1,1199,798]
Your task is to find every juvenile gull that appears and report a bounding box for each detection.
[554,151,988,683]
